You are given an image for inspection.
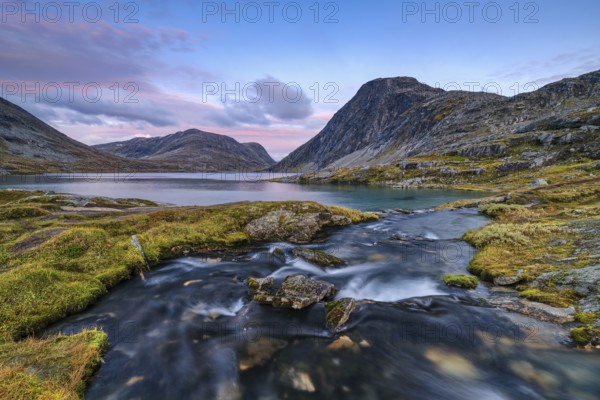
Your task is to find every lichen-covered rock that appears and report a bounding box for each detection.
[325,298,356,331]
[246,277,274,295]
[292,248,345,267]
[247,274,337,309]
[493,269,523,286]
[533,265,600,297]
[244,210,351,243]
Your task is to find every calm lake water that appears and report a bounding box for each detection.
[0,172,489,210]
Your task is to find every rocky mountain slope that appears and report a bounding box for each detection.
[94,129,276,171]
[0,97,143,173]
[274,70,600,172]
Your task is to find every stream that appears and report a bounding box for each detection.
[45,208,600,399]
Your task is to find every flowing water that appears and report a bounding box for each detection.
[45,208,600,400]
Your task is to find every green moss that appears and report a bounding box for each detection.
[518,288,578,308]
[0,206,50,220]
[478,203,524,218]
[442,274,478,289]
[574,310,599,324]
[570,326,600,347]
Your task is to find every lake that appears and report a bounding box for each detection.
[0,172,490,211]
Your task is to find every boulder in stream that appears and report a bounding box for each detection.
[325,298,357,331]
[247,274,338,309]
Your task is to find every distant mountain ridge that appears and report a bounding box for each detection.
[0,96,139,172]
[93,129,276,170]
[274,70,600,171]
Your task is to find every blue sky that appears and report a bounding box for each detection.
[1,0,599,159]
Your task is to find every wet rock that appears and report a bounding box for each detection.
[271,247,286,263]
[493,269,523,286]
[325,298,357,331]
[246,277,274,295]
[248,274,337,309]
[489,297,575,324]
[531,178,548,186]
[292,248,346,267]
[244,210,351,243]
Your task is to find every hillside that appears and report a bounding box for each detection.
[94,129,276,171]
[274,70,600,173]
[0,97,145,173]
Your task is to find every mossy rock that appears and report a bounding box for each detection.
[442,274,478,289]
[292,248,346,267]
[324,298,357,331]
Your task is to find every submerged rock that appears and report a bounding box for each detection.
[247,274,337,309]
[292,248,346,267]
[325,298,357,331]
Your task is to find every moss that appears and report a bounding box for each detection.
[518,288,579,308]
[574,310,599,324]
[570,326,600,347]
[478,203,524,218]
[0,206,50,220]
[442,274,478,289]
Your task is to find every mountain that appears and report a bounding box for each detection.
[274,70,600,171]
[0,97,144,173]
[94,129,276,171]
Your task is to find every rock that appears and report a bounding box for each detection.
[496,161,533,173]
[533,265,600,299]
[489,297,576,324]
[531,178,548,186]
[246,277,274,295]
[292,248,345,267]
[325,298,357,331]
[493,269,523,286]
[244,210,351,243]
[537,132,555,146]
[249,274,337,310]
[271,247,286,262]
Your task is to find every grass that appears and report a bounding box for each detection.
[0,330,108,399]
[0,190,378,397]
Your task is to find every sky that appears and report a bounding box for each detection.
[1,0,599,160]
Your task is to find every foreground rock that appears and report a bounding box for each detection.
[292,248,346,267]
[244,210,352,243]
[247,275,338,309]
